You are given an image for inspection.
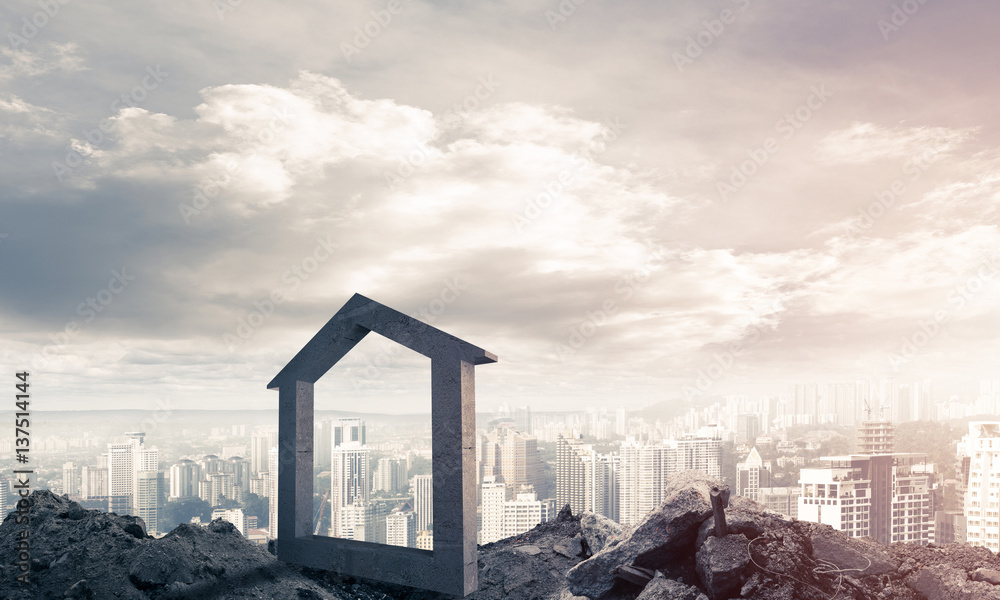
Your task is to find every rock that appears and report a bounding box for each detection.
[580,512,625,555]
[695,533,750,600]
[808,524,896,576]
[566,470,717,599]
[636,573,708,600]
[554,535,584,559]
[973,568,1000,585]
[907,564,1000,600]
[557,504,575,522]
[514,544,542,556]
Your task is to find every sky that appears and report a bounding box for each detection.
[1,0,998,413]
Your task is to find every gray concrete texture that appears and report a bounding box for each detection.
[267,293,497,597]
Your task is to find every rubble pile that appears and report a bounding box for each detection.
[8,478,1000,600]
[0,490,339,600]
[563,471,1000,600]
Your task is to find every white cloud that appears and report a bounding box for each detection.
[817,121,977,164]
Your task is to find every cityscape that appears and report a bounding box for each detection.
[4,377,999,552]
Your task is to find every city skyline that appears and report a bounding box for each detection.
[3,0,1000,412]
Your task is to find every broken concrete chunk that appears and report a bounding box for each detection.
[580,512,625,556]
[636,573,708,600]
[695,533,750,600]
[566,470,717,599]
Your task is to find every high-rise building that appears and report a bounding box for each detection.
[62,462,79,498]
[736,447,770,502]
[514,406,533,435]
[169,459,200,500]
[249,435,271,476]
[960,421,1000,551]
[107,435,139,515]
[934,510,967,544]
[80,465,108,500]
[502,488,555,539]
[373,456,407,494]
[857,420,895,454]
[339,501,376,542]
[735,415,761,445]
[135,471,163,534]
[798,453,931,545]
[332,418,366,448]
[268,447,278,539]
[758,487,800,519]
[480,476,507,544]
[556,434,619,521]
[413,474,433,533]
[480,424,546,497]
[386,511,417,548]
[208,472,234,507]
[228,456,251,502]
[330,443,370,537]
[618,434,722,526]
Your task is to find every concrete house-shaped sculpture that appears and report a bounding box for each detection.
[267,293,497,596]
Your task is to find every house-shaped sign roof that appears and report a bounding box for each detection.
[268,292,497,390]
[267,293,497,597]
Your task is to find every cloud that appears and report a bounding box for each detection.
[817,122,978,164]
[0,43,85,81]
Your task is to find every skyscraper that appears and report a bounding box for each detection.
[480,424,546,497]
[961,421,1000,551]
[373,456,407,494]
[736,447,770,502]
[798,453,930,545]
[268,447,279,539]
[413,474,433,533]
[249,434,271,476]
[62,462,79,498]
[480,476,507,544]
[514,406,532,435]
[330,443,370,537]
[80,465,108,500]
[618,434,722,525]
[169,459,200,500]
[555,434,618,521]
